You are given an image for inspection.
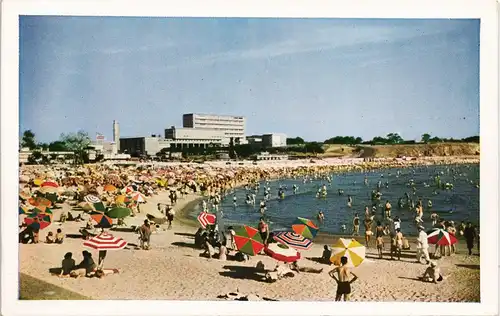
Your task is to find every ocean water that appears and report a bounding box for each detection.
[189,164,480,236]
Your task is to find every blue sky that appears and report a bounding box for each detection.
[19,17,479,143]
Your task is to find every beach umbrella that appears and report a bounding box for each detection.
[19,205,30,215]
[39,186,58,194]
[233,225,265,256]
[84,194,101,203]
[130,192,146,203]
[83,232,127,269]
[19,191,31,201]
[33,179,43,186]
[103,184,116,192]
[426,228,458,246]
[122,186,135,194]
[106,207,131,219]
[24,213,52,230]
[292,217,319,240]
[28,197,52,208]
[197,212,216,228]
[273,232,313,251]
[264,242,301,263]
[41,180,58,188]
[93,202,106,212]
[330,238,366,268]
[91,214,113,228]
[115,195,130,205]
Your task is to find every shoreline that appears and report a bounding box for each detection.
[174,159,479,237]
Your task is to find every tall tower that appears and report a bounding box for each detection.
[113,120,120,154]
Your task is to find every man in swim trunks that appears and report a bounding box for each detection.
[329,256,358,301]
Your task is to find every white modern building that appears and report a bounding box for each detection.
[164,126,227,148]
[261,133,287,148]
[182,113,246,144]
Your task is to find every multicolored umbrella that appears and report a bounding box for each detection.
[106,207,131,219]
[91,214,113,228]
[233,225,265,256]
[41,180,58,188]
[84,194,101,203]
[19,205,30,215]
[273,232,313,250]
[122,186,135,194]
[103,184,117,192]
[24,213,52,230]
[330,238,366,268]
[292,217,319,240]
[426,228,458,246]
[83,232,127,250]
[28,197,52,208]
[129,192,146,203]
[264,242,301,263]
[197,212,216,228]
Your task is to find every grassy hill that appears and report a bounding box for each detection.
[321,143,480,158]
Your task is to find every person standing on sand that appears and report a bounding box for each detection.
[329,256,358,301]
[352,213,360,236]
[139,220,152,249]
[364,218,373,248]
[384,200,392,218]
[464,222,476,256]
[416,226,430,264]
[258,217,270,246]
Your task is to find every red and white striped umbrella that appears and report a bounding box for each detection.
[83,232,127,250]
[264,242,301,263]
[129,192,146,203]
[41,180,58,188]
[197,212,216,228]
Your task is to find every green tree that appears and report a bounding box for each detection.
[421,133,431,143]
[60,130,91,165]
[21,130,37,150]
[286,137,305,145]
[354,137,363,144]
[27,151,48,165]
[48,141,69,152]
[386,133,404,144]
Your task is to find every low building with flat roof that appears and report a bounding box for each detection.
[120,136,170,157]
[164,126,227,149]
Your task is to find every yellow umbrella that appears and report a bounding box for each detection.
[330,238,366,268]
[115,195,127,204]
[33,179,43,186]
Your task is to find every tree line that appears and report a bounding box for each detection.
[21,130,92,165]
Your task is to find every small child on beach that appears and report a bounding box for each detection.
[376,236,384,259]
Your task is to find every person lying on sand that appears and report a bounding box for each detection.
[70,250,96,278]
[329,256,358,301]
[290,261,323,274]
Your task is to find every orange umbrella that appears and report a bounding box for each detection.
[103,184,117,192]
[28,197,52,208]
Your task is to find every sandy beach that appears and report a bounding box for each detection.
[18,159,480,302]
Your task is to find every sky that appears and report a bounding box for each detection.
[19,17,480,143]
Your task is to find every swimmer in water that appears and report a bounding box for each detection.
[347,195,353,208]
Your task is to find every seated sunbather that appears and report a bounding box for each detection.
[290,261,323,274]
[59,252,75,277]
[419,261,444,283]
[55,228,64,244]
[46,231,55,244]
[70,250,96,278]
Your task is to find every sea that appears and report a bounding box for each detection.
[188,164,480,236]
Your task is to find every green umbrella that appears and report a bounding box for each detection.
[93,202,106,212]
[233,225,265,256]
[105,207,131,219]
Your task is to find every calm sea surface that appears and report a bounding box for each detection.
[188,164,479,236]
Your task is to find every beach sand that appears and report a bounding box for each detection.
[19,189,480,302]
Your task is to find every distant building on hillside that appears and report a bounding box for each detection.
[261,133,287,148]
[182,113,247,145]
